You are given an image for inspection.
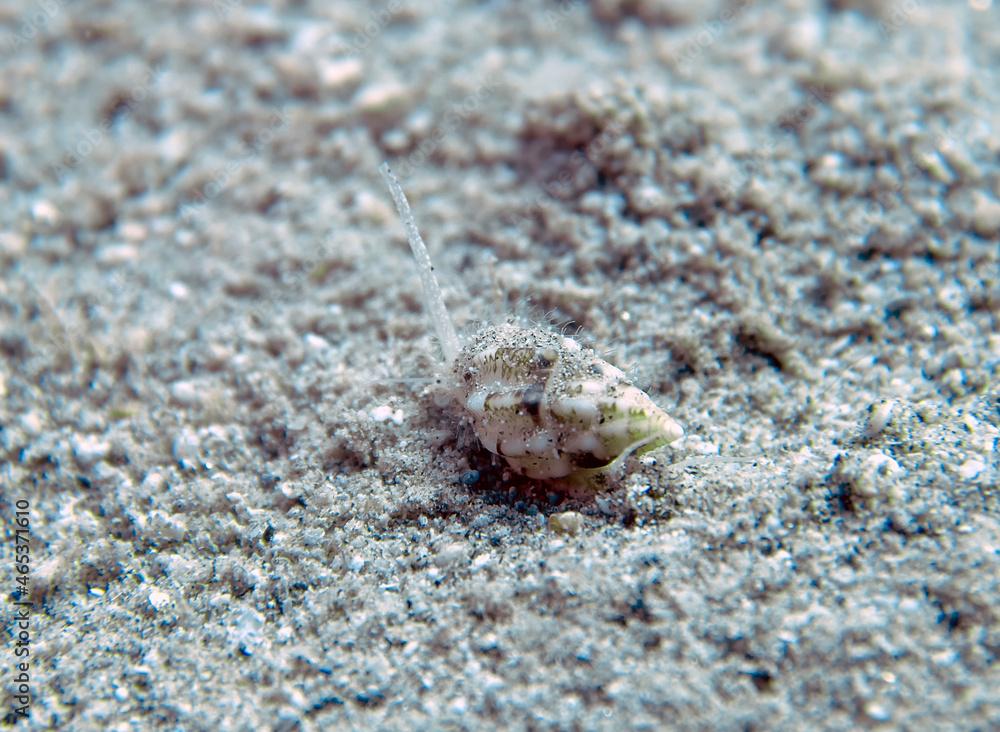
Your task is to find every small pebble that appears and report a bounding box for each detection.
[319,57,364,92]
[148,588,171,612]
[20,411,43,435]
[305,333,331,352]
[470,554,492,571]
[780,16,821,58]
[97,244,139,265]
[347,555,365,572]
[0,231,28,257]
[172,429,202,465]
[72,434,111,467]
[273,53,318,96]
[941,368,965,394]
[354,190,394,225]
[854,452,902,498]
[864,399,895,439]
[355,81,409,121]
[170,380,202,407]
[957,459,984,480]
[370,405,404,425]
[548,511,584,535]
[31,200,61,225]
[865,702,891,723]
[119,221,149,241]
[971,192,1000,237]
[141,471,166,491]
[434,543,467,569]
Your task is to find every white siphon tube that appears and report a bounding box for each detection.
[379,163,461,364]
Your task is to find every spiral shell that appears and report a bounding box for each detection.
[378,162,682,484]
[455,323,684,480]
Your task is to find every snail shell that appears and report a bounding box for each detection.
[454,323,684,480]
[378,161,682,484]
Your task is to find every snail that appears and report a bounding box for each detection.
[379,163,683,484]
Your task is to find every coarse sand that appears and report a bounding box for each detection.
[1,1,998,730]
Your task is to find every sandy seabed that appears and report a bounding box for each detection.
[1,1,998,730]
